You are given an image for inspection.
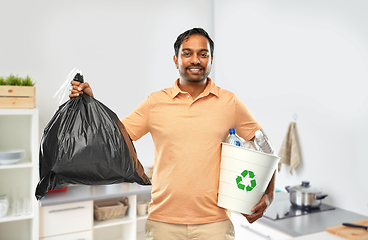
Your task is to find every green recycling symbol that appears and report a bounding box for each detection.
[236,170,257,192]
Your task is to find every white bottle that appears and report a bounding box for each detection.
[254,130,274,154]
[226,128,244,147]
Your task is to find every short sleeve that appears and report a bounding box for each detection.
[121,97,151,141]
[234,97,262,141]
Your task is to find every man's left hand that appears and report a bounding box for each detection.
[241,193,271,223]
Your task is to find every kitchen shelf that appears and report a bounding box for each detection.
[93,194,137,240]
[0,108,36,115]
[94,215,135,228]
[0,161,33,170]
[39,184,152,239]
[0,109,39,240]
[0,213,34,223]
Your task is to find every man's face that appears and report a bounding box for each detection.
[174,34,213,83]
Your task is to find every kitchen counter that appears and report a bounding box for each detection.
[39,183,152,206]
[258,192,367,237]
[40,186,366,240]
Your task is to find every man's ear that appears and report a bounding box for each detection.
[173,55,178,69]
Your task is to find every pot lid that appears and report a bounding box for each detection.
[290,181,322,193]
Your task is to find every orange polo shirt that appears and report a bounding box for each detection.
[121,78,261,224]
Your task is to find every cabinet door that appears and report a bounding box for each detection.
[231,211,292,240]
[40,230,92,240]
[39,201,93,238]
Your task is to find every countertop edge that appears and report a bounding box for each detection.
[258,217,301,237]
[39,183,152,207]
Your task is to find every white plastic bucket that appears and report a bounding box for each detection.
[217,143,280,214]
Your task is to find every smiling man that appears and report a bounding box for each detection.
[70,28,274,240]
[174,32,213,98]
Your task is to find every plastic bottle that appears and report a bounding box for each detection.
[226,128,244,147]
[254,130,274,154]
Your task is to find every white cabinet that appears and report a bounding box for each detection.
[231,211,292,240]
[0,109,39,240]
[93,195,137,240]
[39,201,93,238]
[39,191,151,240]
[93,192,150,240]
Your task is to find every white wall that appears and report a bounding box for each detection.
[1,0,367,216]
[213,0,368,215]
[0,0,213,167]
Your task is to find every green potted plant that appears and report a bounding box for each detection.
[0,74,36,109]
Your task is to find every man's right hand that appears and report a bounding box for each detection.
[69,81,94,98]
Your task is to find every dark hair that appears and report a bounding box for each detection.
[174,28,214,58]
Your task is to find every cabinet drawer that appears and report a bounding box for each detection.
[40,230,92,240]
[40,201,93,238]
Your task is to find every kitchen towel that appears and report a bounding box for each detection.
[278,122,300,175]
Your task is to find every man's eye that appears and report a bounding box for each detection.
[182,52,191,56]
[201,53,209,57]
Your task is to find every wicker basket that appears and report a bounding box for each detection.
[94,198,129,221]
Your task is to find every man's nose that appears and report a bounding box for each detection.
[190,54,200,64]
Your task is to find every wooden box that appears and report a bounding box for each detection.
[0,86,35,109]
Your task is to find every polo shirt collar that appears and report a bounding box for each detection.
[171,78,219,99]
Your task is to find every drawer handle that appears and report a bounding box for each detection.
[49,206,85,213]
[241,225,271,239]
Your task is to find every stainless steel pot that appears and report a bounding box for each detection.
[285,181,328,209]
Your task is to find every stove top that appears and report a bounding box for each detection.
[263,199,335,220]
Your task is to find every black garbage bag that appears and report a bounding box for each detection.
[35,74,151,200]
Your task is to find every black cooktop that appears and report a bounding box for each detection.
[263,199,335,220]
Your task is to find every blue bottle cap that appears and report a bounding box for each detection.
[229,128,236,134]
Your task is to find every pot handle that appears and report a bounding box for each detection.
[315,194,328,200]
[285,186,290,193]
